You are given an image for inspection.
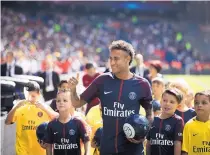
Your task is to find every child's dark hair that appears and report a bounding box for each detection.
[58,80,68,88]
[195,90,210,101]
[162,88,183,104]
[25,81,40,93]
[85,63,94,70]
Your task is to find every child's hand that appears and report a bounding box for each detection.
[14,100,25,109]
[35,102,45,110]
[38,139,47,149]
[91,139,98,148]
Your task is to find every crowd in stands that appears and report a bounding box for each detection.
[1,6,209,74]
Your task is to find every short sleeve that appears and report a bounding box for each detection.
[77,119,90,143]
[174,118,184,141]
[45,122,54,144]
[12,109,20,123]
[80,76,101,104]
[182,123,189,153]
[139,80,153,110]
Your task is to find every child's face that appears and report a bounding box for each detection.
[56,92,72,112]
[28,91,40,103]
[185,91,194,107]
[161,93,179,116]
[60,83,69,90]
[152,82,165,98]
[194,94,210,116]
[87,67,96,76]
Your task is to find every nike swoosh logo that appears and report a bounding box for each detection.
[54,132,58,135]
[104,91,112,94]
[150,126,155,129]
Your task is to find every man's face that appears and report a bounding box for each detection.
[109,49,130,74]
[6,53,14,63]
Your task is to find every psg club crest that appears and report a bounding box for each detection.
[165,124,171,131]
[128,92,137,100]
[69,129,75,136]
[37,112,43,117]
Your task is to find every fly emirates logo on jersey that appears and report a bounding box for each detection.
[22,120,37,130]
[150,133,174,146]
[193,141,210,153]
[54,138,78,150]
[103,102,135,117]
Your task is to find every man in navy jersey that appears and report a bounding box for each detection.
[68,40,153,155]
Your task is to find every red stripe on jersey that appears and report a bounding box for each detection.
[118,80,124,101]
[181,112,184,123]
[62,125,67,155]
[115,80,124,153]
[159,119,163,133]
[159,119,163,155]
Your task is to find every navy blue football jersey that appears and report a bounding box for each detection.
[45,117,90,155]
[146,114,184,155]
[175,109,196,124]
[81,72,152,154]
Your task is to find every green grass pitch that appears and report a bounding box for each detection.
[165,75,210,93]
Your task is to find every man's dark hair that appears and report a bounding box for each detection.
[85,63,94,70]
[109,40,135,65]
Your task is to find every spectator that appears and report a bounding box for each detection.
[130,53,149,79]
[148,60,163,82]
[39,58,60,101]
[82,63,100,114]
[1,52,23,76]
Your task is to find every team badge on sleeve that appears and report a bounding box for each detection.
[37,112,43,117]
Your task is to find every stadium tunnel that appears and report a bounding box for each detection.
[1,75,44,114]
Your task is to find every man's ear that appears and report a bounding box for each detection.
[126,55,131,65]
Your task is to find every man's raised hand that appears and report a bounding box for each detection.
[68,73,79,91]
